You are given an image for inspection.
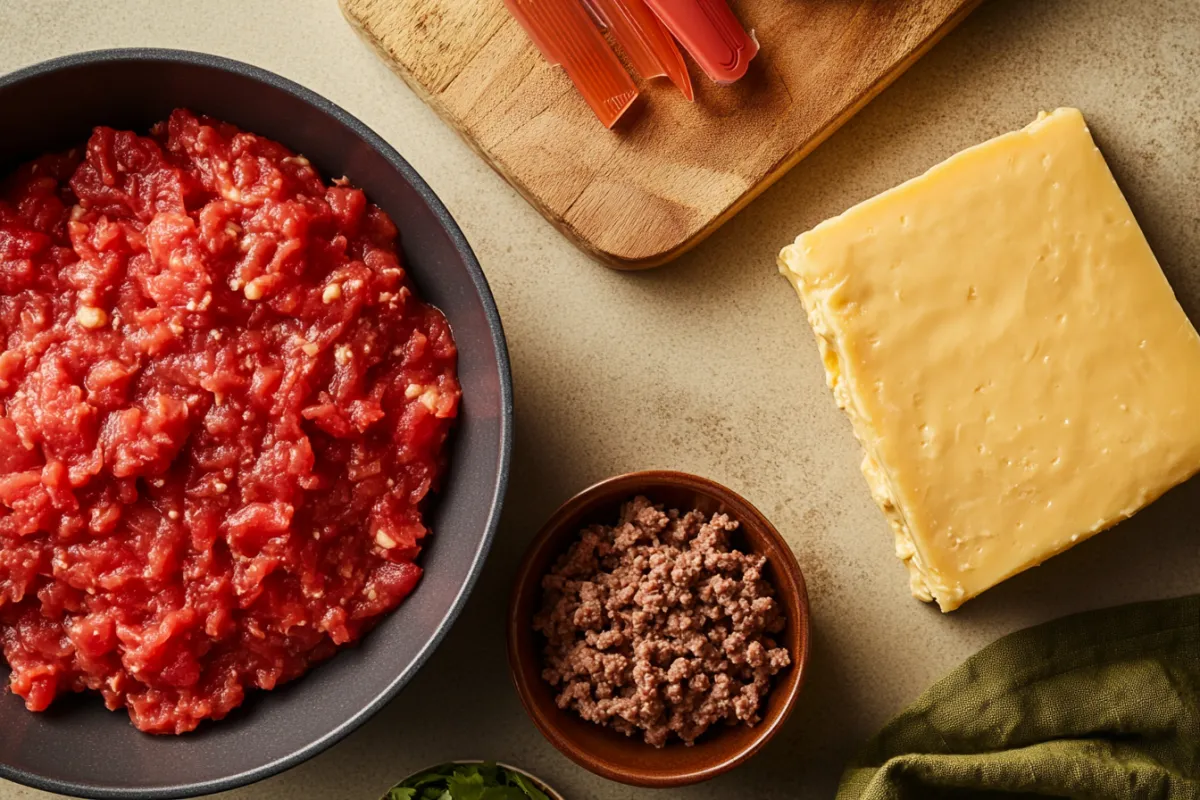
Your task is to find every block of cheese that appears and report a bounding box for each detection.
[779,108,1200,612]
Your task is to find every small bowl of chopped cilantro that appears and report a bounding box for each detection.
[383,762,563,800]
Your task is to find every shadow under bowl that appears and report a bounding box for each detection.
[507,471,811,788]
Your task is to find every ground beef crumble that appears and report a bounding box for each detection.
[533,496,790,747]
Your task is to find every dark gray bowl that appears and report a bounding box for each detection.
[0,49,512,799]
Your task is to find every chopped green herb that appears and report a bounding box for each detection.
[508,772,551,800]
[384,763,553,800]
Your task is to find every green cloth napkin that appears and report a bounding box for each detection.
[837,595,1200,800]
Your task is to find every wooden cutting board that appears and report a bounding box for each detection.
[340,0,979,268]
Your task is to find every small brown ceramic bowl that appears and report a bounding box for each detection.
[507,471,811,788]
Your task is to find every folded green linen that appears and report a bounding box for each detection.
[837,595,1200,800]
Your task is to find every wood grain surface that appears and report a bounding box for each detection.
[340,0,980,268]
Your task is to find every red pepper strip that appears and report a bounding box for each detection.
[643,0,759,84]
[585,0,695,101]
[504,0,641,129]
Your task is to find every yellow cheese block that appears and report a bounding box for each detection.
[779,108,1200,612]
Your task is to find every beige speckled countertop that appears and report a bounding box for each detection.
[2,1,1198,798]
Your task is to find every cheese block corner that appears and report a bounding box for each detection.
[780,108,1200,611]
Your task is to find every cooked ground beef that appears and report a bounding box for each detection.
[533,496,790,747]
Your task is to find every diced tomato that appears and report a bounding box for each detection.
[0,110,459,734]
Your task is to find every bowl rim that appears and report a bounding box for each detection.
[0,47,513,800]
[506,470,811,788]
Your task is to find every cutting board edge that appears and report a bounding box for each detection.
[340,0,983,270]
[339,0,645,267]
[340,0,450,129]
[643,0,987,272]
